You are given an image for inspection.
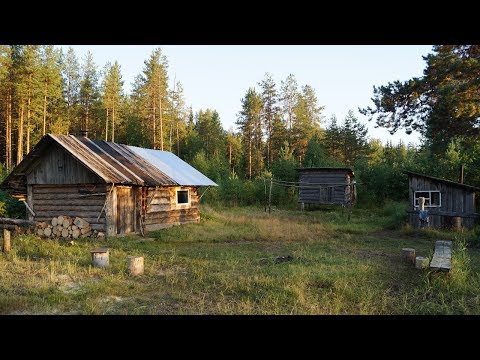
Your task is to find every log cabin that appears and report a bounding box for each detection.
[297,167,356,206]
[0,134,217,236]
[404,171,480,229]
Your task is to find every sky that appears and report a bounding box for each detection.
[62,45,433,146]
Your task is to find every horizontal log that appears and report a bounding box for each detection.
[145,209,199,217]
[35,212,105,224]
[34,205,104,212]
[0,217,35,227]
[32,197,106,205]
[33,193,106,200]
[33,186,107,194]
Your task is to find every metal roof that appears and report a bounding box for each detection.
[128,146,218,186]
[403,171,480,192]
[1,134,217,193]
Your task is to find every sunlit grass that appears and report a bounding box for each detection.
[1,202,480,314]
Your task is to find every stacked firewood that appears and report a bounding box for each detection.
[35,216,105,239]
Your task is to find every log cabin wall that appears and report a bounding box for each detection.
[144,186,200,231]
[25,143,108,232]
[298,170,352,205]
[407,174,478,229]
[30,184,107,232]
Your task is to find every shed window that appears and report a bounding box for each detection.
[414,191,441,208]
[177,190,189,205]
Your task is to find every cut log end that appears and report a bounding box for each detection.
[401,248,416,265]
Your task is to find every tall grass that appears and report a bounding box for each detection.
[1,203,480,314]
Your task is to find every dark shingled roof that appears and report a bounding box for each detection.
[1,134,217,193]
[403,171,480,192]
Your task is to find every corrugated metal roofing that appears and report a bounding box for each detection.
[128,146,218,186]
[0,134,217,192]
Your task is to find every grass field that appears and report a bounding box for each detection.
[1,202,480,315]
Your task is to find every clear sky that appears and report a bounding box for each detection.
[62,45,433,146]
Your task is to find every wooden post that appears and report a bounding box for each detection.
[263,178,267,212]
[401,248,416,264]
[91,248,109,268]
[3,229,11,254]
[301,202,305,211]
[268,177,273,214]
[460,164,464,184]
[128,256,144,276]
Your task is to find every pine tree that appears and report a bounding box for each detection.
[258,72,278,166]
[237,88,263,179]
[280,74,298,131]
[79,51,100,136]
[0,45,13,169]
[61,47,80,133]
[101,61,124,142]
[39,45,63,136]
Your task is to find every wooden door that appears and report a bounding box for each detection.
[117,187,135,234]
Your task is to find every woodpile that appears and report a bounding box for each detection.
[35,216,105,239]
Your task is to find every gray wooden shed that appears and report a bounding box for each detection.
[404,171,480,229]
[0,134,217,236]
[297,167,355,206]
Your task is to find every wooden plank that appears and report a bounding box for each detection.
[35,211,105,218]
[105,186,117,236]
[27,184,33,221]
[430,240,452,271]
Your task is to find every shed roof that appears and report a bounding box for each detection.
[297,167,354,177]
[403,171,480,192]
[1,134,217,192]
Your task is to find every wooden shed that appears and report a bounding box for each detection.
[404,171,480,229]
[0,134,217,236]
[297,167,356,206]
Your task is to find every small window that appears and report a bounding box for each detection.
[177,190,189,205]
[414,191,441,208]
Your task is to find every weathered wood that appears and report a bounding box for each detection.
[72,229,80,238]
[430,240,452,271]
[401,248,416,264]
[51,217,58,226]
[128,256,144,276]
[34,205,104,212]
[26,184,34,221]
[62,217,73,227]
[27,143,103,185]
[0,218,35,227]
[35,211,105,218]
[3,229,11,253]
[91,248,109,268]
[33,184,106,193]
[105,186,117,237]
[44,227,52,237]
[415,256,429,269]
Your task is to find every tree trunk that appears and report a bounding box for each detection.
[105,107,109,141]
[26,76,31,153]
[43,80,48,136]
[229,141,232,171]
[176,119,179,156]
[248,136,252,180]
[17,103,24,165]
[6,90,12,169]
[112,101,115,142]
[159,96,163,150]
[152,98,156,149]
[85,95,89,132]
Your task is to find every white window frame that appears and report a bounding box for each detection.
[414,190,441,209]
[176,188,190,207]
